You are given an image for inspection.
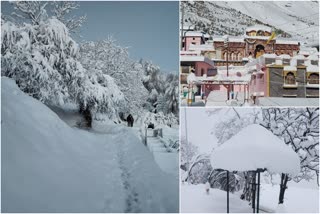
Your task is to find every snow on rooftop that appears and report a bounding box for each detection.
[307,65,319,72]
[284,66,297,71]
[211,124,300,175]
[246,25,271,32]
[276,40,299,45]
[307,55,319,60]
[180,50,200,56]
[279,54,291,59]
[189,44,215,51]
[184,31,204,37]
[293,55,305,60]
[212,37,244,43]
[263,54,277,58]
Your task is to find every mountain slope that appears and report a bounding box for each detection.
[183,1,319,46]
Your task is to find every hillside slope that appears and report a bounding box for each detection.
[1,77,178,213]
[183,1,319,46]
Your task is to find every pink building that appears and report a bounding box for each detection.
[182,31,206,51]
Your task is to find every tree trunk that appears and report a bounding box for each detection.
[279,173,289,204]
[240,172,254,202]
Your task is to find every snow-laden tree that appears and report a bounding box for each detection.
[180,137,198,174]
[156,74,179,116]
[212,108,261,145]
[141,60,165,94]
[260,108,319,204]
[1,18,83,105]
[80,39,150,118]
[7,1,86,33]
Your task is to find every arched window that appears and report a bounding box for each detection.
[238,53,242,61]
[285,72,296,85]
[230,53,234,61]
[309,73,319,84]
[223,52,227,60]
[257,30,264,36]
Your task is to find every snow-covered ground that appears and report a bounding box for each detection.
[181,181,319,213]
[181,183,252,213]
[1,77,178,213]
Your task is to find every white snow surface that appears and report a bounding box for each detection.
[1,77,178,213]
[211,124,300,175]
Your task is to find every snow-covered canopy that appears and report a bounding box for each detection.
[211,124,300,175]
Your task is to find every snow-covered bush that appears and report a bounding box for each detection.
[1,18,84,105]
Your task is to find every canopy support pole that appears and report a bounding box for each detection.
[252,171,256,213]
[227,170,229,213]
[256,171,261,213]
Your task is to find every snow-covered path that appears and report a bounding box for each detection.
[146,129,179,180]
[1,77,178,213]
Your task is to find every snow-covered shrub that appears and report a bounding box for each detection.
[1,18,84,106]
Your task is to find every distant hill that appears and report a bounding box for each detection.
[182,1,319,46]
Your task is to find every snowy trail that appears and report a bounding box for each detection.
[115,134,141,213]
[1,77,178,213]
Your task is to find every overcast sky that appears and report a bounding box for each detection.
[1,1,179,73]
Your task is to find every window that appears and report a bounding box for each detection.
[285,72,296,85]
[193,38,195,40]
[308,73,319,84]
[191,42,196,45]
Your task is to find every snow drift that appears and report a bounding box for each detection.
[1,77,178,212]
[211,124,300,175]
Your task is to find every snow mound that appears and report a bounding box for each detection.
[1,77,178,212]
[211,124,300,175]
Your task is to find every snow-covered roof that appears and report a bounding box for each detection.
[212,37,244,43]
[306,65,319,72]
[292,55,305,60]
[279,54,291,59]
[180,55,215,67]
[276,40,299,45]
[283,66,297,71]
[307,55,319,60]
[189,44,215,51]
[184,31,204,37]
[211,124,300,175]
[246,25,271,33]
[180,50,201,56]
[263,54,277,59]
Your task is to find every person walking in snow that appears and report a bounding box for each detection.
[127,114,134,127]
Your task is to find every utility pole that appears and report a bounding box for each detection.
[180,2,184,51]
[224,36,230,100]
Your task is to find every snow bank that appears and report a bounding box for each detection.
[1,77,178,212]
[211,124,300,175]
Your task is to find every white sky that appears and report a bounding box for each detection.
[180,107,261,154]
